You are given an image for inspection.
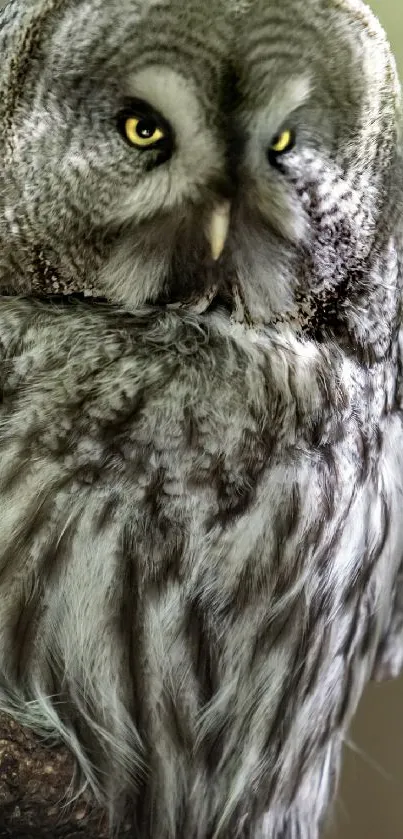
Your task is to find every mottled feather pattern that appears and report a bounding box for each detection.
[0,0,402,837]
[0,298,402,836]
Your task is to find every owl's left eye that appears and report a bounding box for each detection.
[268,128,295,165]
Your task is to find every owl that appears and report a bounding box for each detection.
[0,2,403,839]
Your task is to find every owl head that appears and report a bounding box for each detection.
[0,0,402,361]
[226,0,403,359]
[0,0,234,308]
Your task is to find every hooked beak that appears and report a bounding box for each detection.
[207,201,231,261]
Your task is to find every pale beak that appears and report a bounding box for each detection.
[207,201,231,261]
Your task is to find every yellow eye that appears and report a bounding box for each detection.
[124,115,165,148]
[269,129,295,154]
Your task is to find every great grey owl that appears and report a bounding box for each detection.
[0,0,402,837]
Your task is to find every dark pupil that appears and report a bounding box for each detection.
[137,118,157,138]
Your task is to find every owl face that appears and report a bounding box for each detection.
[226,0,403,353]
[0,0,233,307]
[0,0,402,357]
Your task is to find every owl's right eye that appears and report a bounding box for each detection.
[117,100,174,164]
[123,115,165,148]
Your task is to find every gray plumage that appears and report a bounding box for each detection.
[0,1,402,838]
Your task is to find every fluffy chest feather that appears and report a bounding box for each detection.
[0,300,402,837]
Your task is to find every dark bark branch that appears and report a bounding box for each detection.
[0,713,131,838]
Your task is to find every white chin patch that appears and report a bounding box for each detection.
[98,235,171,310]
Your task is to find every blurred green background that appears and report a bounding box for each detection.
[371,0,403,74]
[327,4,403,839]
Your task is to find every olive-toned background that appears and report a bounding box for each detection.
[326,3,403,838]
